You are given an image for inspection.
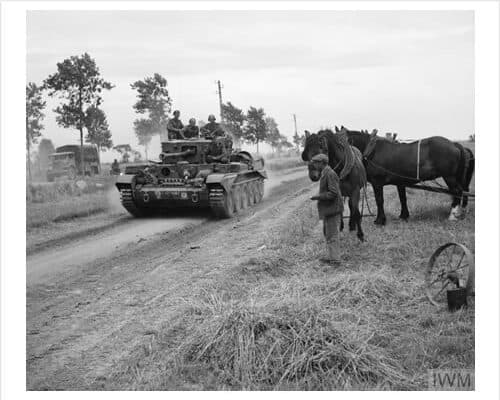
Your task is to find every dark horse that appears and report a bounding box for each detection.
[336,126,475,224]
[302,129,367,241]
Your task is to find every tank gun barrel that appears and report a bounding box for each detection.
[160,148,196,161]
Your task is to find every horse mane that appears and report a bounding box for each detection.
[318,129,361,182]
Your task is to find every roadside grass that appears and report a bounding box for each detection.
[113,186,474,390]
[27,192,114,229]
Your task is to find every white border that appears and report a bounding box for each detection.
[2,1,499,400]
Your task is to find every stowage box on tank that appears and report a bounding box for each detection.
[115,137,267,218]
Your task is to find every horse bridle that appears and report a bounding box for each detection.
[310,135,343,173]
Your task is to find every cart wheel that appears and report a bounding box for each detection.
[425,242,474,307]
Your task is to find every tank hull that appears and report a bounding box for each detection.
[115,139,267,218]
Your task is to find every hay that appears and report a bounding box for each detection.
[175,294,409,390]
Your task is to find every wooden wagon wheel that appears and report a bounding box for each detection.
[425,242,475,307]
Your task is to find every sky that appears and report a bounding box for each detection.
[27,10,474,162]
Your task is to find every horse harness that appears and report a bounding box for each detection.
[363,135,423,182]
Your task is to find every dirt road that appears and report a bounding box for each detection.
[27,167,307,285]
[26,167,314,390]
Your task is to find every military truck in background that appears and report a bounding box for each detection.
[115,136,267,218]
[46,145,101,182]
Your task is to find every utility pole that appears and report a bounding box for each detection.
[293,113,298,136]
[216,80,224,122]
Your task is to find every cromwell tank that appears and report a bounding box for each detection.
[115,136,267,218]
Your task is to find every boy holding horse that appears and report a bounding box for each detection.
[310,153,343,266]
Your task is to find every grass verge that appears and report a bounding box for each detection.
[110,187,474,390]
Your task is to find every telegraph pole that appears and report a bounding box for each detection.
[216,80,224,121]
[293,113,298,137]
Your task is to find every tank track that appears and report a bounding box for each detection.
[208,187,228,217]
[119,188,146,217]
[208,178,265,218]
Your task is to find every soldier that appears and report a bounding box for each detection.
[167,110,185,139]
[111,159,120,175]
[310,153,343,266]
[201,114,225,139]
[182,118,200,139]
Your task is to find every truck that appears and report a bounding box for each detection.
[46,145,100,182]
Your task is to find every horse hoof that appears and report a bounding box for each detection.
[399,214,409,221]
[374,219,386,226]
[357,235,365,242]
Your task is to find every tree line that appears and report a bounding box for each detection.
[26,52,301,179]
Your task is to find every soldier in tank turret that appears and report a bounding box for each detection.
[167,110,185,139]
[182,118,200,139]
[201,114,225,139]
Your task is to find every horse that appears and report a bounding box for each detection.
[302,129,367,241]
[334,126,474,225]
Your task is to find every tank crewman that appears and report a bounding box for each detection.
[201,114,225,139]
[182,118,200,139]
[111,159,121,174]
[167,110,185,139]
[310,153,343,267]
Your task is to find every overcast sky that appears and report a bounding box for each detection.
[27,10,474,161]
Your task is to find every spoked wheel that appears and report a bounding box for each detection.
[425,242,475,307]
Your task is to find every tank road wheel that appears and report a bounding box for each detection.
[241,183,250,210]
[256,179,264,203]
[209,187,234,218]
[232,185,243,214]
[247,182,256,206]
[252,181,260,204]
[425,242,475,307]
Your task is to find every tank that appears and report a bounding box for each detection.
[115,137,267,218]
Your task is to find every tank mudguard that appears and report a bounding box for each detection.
[116,173,136,190]
[257,170,268,179]
[206,173,237,193]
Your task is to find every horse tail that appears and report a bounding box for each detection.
[463,147,475,191]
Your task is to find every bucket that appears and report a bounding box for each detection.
[447,288,467,311]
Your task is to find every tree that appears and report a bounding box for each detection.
[243,107,267,153]
[26,82,46,180]
[130,73,172,143]
[114,144,132,163]
[34,138,55,176]
[134,118,155,159]
[221,101,246,146]
[264,117,281,152]
[84,105,112,152]
[44,53,113,174]
[293,131,305,152]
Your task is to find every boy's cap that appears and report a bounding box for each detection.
[311,154,328,162]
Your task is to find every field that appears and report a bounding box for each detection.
[26,152,474,391]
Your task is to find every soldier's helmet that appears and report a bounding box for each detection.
[173,110,180,117]
[208,114,216,122]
